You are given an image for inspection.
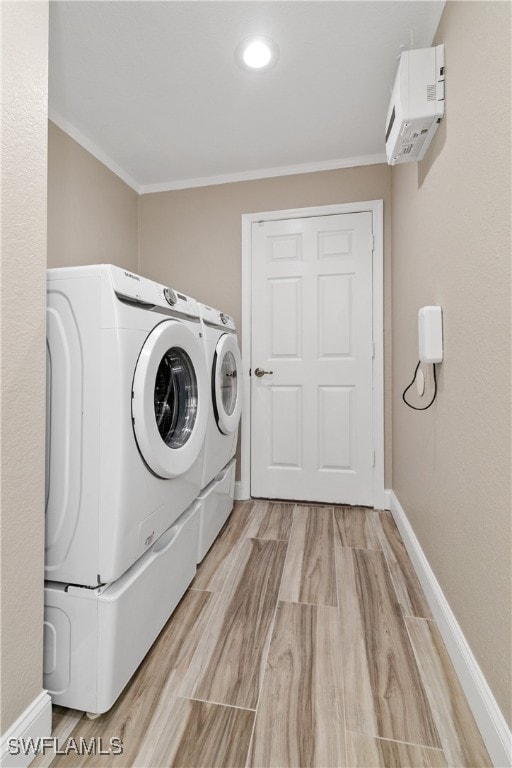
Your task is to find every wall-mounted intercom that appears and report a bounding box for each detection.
[418,305,443,363]
[402,305,443,411]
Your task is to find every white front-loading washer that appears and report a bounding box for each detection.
[45,264,208,587]
[196,304,243,561]
[44,264,209,713]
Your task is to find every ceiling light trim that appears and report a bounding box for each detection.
[138,153,388,195]
[235,36,279,71]
[49,108,141,193]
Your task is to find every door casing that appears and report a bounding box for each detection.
[239,200,385,508]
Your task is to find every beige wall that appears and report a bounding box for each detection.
[139,166,393,485]
[0,1,48,734]
[391,1,511,724]
[47,121,138,271]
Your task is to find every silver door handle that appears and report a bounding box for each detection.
[254,367,273,378]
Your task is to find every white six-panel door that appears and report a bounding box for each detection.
[250,212,374,505]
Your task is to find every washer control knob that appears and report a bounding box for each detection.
[163,288,177,306]
[220,312,229,325]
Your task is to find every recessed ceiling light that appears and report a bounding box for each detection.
[236,36,279,71]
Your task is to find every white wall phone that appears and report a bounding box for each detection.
[403,306,443,410]
[419,305,443,363]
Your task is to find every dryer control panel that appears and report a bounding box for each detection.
[199,303,236,332]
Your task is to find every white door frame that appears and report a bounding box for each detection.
[239,200,385,509]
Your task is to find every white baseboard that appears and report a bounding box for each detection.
[382,488,392,510]
[0,691,52,768]
[389,491,511,768]
[234,480,249,501]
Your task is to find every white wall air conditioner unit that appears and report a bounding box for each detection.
[385,44,445,165]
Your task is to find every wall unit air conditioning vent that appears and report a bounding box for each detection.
[385,45,445,165]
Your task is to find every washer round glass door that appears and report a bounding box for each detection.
[213,333,243,435]
[132,320,207,478]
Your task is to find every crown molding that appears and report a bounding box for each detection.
[139,153,388,194]
[49,109,141,193]
[48,113,387,195]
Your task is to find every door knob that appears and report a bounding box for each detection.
[254,367,273,378]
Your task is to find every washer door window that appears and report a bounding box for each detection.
[213,333,243,435]
[154,348,197,449]
[132,320,207,478]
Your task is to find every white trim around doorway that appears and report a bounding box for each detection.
[240,200,385,509]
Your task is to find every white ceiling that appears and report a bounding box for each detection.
[49,1,445,193]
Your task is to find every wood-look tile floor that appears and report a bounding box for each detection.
[43,502,491,768]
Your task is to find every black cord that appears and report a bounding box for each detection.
[402,360,438,411]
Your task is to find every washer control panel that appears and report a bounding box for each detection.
[109,265,199,319]
[163,287,178,306]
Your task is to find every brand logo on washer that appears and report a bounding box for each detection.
[124,271,140,281]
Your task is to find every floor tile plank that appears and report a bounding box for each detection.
[406,617,492,767]
[248,601,346,768]
[279,505,337,607]
[336,545,441,748]
[252,501,294,540]
[375,511,434,619]
[192,501,265,592]
[333,506,382,550]
[347,732,447,767]
[139,697,254,768]
[182,537,287,709]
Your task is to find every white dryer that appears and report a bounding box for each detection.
[45,264,208,586]
[196,304,243,561]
